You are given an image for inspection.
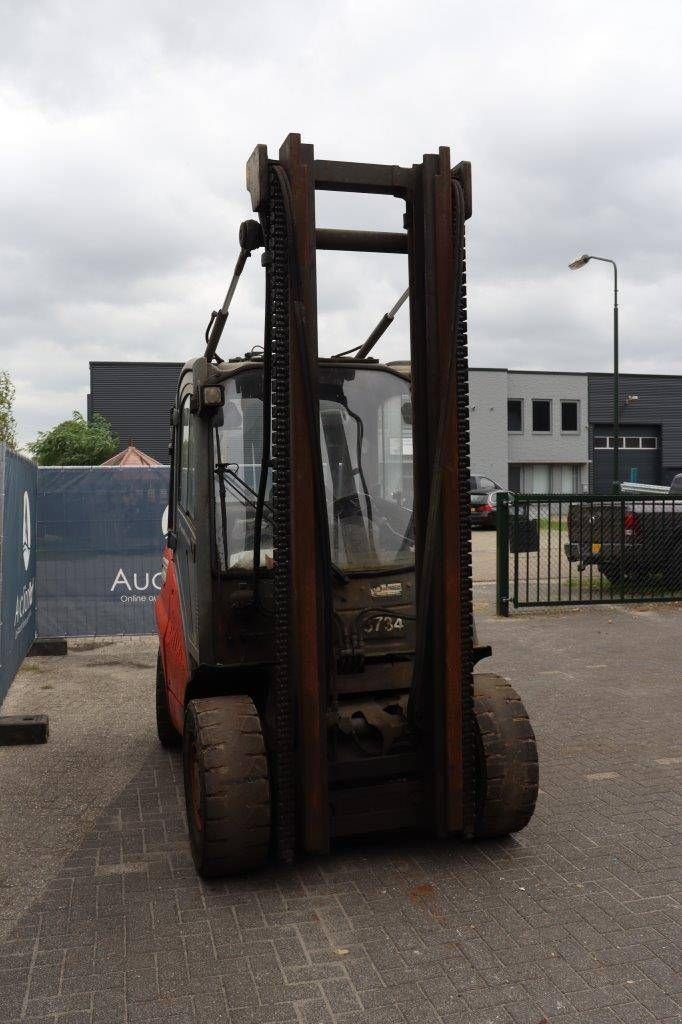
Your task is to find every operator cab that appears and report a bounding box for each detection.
[171,356,419,695]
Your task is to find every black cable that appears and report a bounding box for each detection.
[344,406,378,562]
[214,429,230,571]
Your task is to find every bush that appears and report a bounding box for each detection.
[27,412,118,466]
[0,370,17,449]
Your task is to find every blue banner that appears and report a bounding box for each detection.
[36,466,169,637]
[0,446,38,705]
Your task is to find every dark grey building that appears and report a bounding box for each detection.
[588,372,682,491]
[88,362,182,464]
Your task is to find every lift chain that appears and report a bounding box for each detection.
[453,185,476,838]
[267,164,296,862]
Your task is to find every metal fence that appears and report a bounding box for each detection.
[496,491,682,615]
[37,465,169,637]
[0,445,37,705]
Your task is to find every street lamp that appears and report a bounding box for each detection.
[569,254,620,492]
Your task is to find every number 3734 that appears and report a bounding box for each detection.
[363,615,405,635]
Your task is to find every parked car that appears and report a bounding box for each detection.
[565,474,682,587]
[470,475,503,529]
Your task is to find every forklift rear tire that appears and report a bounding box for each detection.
[472,673,538,839]
[183,696,271,877]
[155,651,181,749]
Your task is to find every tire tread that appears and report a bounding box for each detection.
[472,673,538,839]
[183,695,270,877]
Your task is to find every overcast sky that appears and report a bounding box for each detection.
[2,0,682,446]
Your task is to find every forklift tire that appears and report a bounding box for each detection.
[155,651,181,749]
[183,696,270,877]
[472,673,538,839]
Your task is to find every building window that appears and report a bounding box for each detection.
[510,463,583,494]
[508,465,521,492]
[507,399,523,432]
[561,400,578,432]
[532,399,551,432]
[596,435,659,451]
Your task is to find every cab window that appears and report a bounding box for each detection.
[178,397,196,517]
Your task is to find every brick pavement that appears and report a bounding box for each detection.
[0,603,680,1024]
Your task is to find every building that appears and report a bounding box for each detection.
[588,373,682,491]
[469,369,589,493]
[101,443,162,467]
[88,362,182,464]
[87,361,682,493]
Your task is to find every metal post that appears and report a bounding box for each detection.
[612,264,620,493]
[568,254,620,492]
[496,492,510,616]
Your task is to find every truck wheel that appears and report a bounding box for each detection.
[156,651,181,749]
[600,561,625,587]
[601,560,643,590]
[472,673,538,839]
[662,559,682,591]
[183,696,271,877]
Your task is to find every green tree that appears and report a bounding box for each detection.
[0,370,17,449]
[27,411,118,466]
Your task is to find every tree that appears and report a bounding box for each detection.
[27,412,118,466]
[0,370,17,449]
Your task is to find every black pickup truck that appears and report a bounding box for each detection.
[565,475,682,588]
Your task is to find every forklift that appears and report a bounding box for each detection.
[155,135,538,876]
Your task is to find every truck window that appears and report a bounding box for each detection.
[213,376,272,572]
[212,367,414,574]
[178,398,196,518]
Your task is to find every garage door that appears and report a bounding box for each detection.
[592,425,661,492]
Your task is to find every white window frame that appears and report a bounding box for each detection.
[598,435,659,450]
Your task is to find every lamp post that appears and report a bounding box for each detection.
[569,254,620,493]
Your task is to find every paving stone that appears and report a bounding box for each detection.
[295,999,335,1024]
[192,990,228,1023]
[2,610,682,1022]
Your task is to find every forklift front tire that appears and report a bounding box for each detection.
[472,673,538,839]
[155,651,181,749]
[183,696,271,877]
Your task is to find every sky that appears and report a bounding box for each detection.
[2,0,682,446]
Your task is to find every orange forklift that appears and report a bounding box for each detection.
[154,135,538,876]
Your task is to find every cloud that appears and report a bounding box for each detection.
[2,0,682,445]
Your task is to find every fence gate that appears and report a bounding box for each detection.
[496,492,682,615]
